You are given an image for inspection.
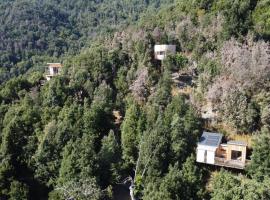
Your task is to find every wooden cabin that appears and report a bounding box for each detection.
[154,45,176,60]
[196,132,248,169]
[45,63,62,81]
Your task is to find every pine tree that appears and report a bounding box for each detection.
[121,101,141,165]
[247,128,270,181]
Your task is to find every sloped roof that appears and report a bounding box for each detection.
[227,140,247,146]
[154,44,176,52]
[198,131,223,147]
[47,63,62,68]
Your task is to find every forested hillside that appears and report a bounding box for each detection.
[0,0,173,83]
[0,0,270,200]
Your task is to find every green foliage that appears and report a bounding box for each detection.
[198,58,220,79]
[153,69,173,106]
[252,0,270,38]
[164,96,200,164]
[58,134,97,184]
[211,170,242,200]
[163,53,188,71]
[0,77,31,103]
[180,155,205,199]
[9,180,29,200]
[133,96,202,199]
[143,155,204,200]
[247,128,270,181]
[0,0,269,199]
[220,90,259,133]
[0,0,173,83]
[98,130,122,186]
[121,101,142,165]
[211,170,270,200]
[140,113,171,178]
[212,0,254,38]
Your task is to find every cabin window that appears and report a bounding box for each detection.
[53,67,59,74]
[156,51,165,55]
[231,150,242,161]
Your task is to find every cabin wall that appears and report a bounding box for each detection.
[206,151,215,164]
[227,144,246,163]
[197,145,217,164]
[196,148,205,163]
[154,45,176,60]
[49,67,55,75]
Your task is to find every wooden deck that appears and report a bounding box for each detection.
[214,157,250,169]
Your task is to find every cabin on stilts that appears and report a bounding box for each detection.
[45,63,63,81]
[154,44,176,60]
[196,132,249,169]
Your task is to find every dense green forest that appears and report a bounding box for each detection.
[0,0,270,199]
[0,0,173,83]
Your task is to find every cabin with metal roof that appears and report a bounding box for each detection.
[196,132,249,169]
[154,45,176,60]
[45,63,63,81]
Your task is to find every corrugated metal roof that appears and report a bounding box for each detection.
[198,131,223,147]
[227,140,247,146]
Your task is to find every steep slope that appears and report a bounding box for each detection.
[0,0,269,200]
[0,0,174,83]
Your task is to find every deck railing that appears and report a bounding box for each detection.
[214,157,249,169]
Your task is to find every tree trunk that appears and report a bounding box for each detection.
[129,184,136,200]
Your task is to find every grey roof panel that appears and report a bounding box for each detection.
[198,132,223,147]
[227,140,247,146]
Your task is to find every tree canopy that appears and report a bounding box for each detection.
[0,0,269,199]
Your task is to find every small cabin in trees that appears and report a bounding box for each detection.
[154,45,176,60]
[45,63,63,81]
[196,132,248,169]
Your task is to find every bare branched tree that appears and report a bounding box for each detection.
[130,67,149,102]
[208,38,270,102]
[56,178,102,200]
[206,38,270,131]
